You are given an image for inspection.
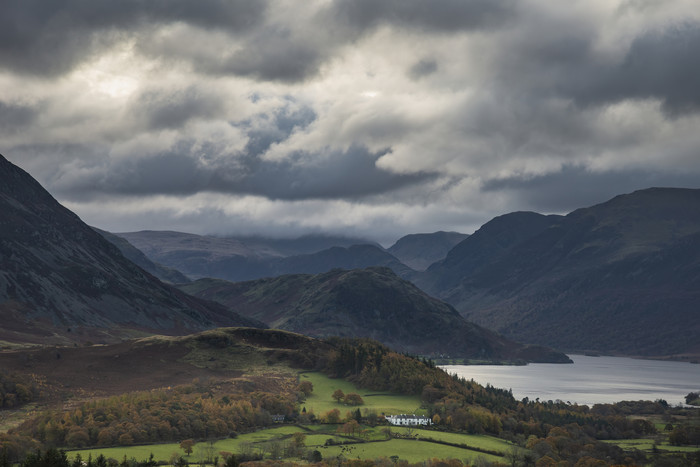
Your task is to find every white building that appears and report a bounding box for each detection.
[385,414,431,426]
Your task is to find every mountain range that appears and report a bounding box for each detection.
[116,188,700,358]
[0,154,261,346]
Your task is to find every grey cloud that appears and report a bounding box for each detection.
[569,22,700,116]
[408,59,438,80]
[328,0,516,33]
[0,0,268,76]
[134,86,227,130]
[209,32,326,82]
[482,165,700,213]
[0,100,38,134]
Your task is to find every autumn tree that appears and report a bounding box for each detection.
[322,408,341,424]
[180,439,195,456]
[332,389,345,403]
[297,381,313,397]
[344,393,364,406]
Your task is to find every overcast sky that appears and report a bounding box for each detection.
[3,0,700,245]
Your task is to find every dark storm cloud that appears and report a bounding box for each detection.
[56,144,435,201]
[568,22,700,116]
[0,0,267,76]
[482,165,700,213]
[213,145,436,200]
[134,86,226,130]
[328,0,517,33]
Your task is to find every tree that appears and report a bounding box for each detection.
[179,439,195,456]
[332,389,345,403]
[297,381,313,398]
[322,408,341,424]
[344,393,364,406]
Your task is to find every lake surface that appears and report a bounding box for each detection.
[442,355,700,406]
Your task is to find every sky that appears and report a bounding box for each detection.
[2,0,700,245]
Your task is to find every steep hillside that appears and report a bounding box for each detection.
[0,154,262,345]
[179,267,571,363]
[420,188,700,357]
[388,231,468,271]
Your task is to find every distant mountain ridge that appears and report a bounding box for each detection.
[0,154,262,345]
[117,231,393,281]
[387,231,468,270]
[417,188,700,357]
[179,267,571,363]
[94,228,190,284]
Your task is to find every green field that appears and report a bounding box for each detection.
[318,438,503,464]
[69,425,511,464]
[299,372,424,416]
[391,427,513,453]
[603,438,700,454]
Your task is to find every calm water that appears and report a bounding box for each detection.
[442,355,700,406]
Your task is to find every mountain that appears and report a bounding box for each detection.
[388,231,468,271]
[0,154,262,346]
[419,188,700,357]
[117,230,412,281]
[94,228,190,284]
[178,267,571,363]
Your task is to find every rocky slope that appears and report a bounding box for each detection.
[0,154,261,345]
[179,267,571,363]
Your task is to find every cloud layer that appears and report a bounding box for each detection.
[2,0,700,244]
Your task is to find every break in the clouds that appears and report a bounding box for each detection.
[2,0,700,243]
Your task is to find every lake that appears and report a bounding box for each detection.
[442,355,700,406]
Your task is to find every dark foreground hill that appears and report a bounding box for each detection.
[179,267,571,363]
[0,154,261,345]
[417,188,700,358]
[0,327,326,402]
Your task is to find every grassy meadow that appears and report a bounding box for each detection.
[299,371,424,416]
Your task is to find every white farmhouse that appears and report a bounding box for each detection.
[385,414,431,426]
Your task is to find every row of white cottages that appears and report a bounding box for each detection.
[385,414,432,426]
